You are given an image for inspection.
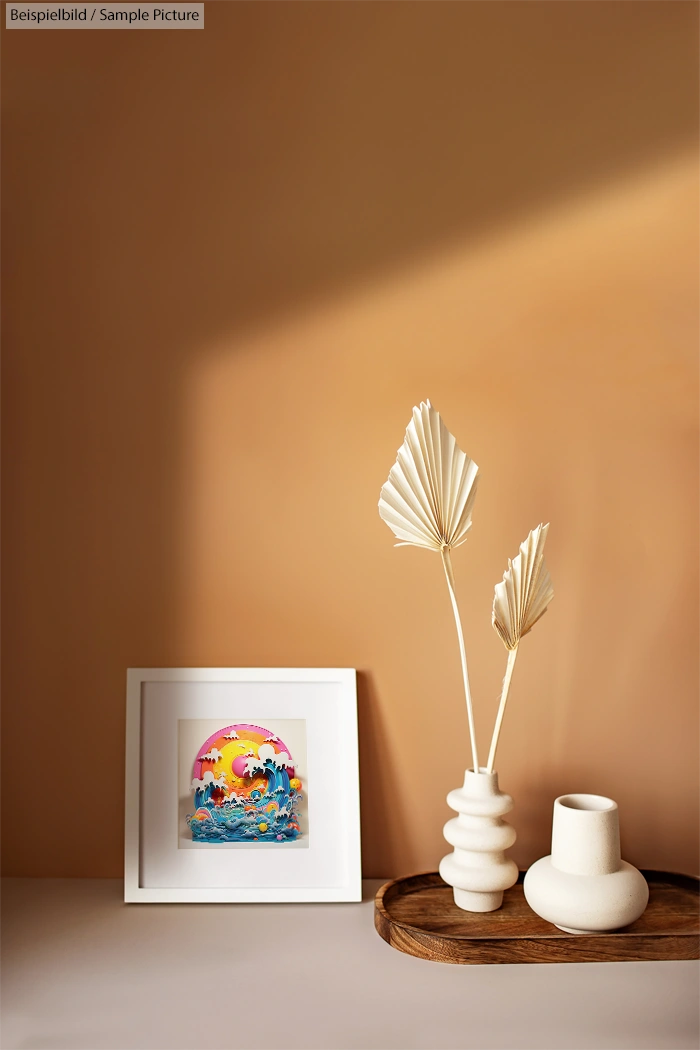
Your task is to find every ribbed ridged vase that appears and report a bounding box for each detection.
[439,768,519,912]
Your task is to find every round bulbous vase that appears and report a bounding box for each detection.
[439,769,519,912]
[523,793,649,934]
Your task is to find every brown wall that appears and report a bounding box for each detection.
[2,2,698,879]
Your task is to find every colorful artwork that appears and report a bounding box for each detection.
[185,723,304,844]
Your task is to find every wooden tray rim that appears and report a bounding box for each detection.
[375,869,700,943]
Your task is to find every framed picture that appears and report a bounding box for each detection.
[124,667,361,903]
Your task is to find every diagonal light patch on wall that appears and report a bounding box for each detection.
[180,152,698,875]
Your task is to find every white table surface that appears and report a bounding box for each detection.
[2,878,698,1050]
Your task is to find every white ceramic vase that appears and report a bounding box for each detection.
[523,793,649,933]
[439,769,519,912]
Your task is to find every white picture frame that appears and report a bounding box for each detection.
[125,667,361,903]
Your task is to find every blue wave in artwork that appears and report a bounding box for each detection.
[187,760,302,844]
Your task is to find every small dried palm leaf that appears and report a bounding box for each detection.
[492,524,554,650]
[378,401,479,551]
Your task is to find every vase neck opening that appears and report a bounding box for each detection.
[463,768,500,795]
[558,794,615,812]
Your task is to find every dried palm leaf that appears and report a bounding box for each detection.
[492,523,553,650]
[486,524,554,772]
[379,401,481,772]
[378,401,479,552]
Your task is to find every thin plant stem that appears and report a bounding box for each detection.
[486,646,519,774]
[440,547,480,774]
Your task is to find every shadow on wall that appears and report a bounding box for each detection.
[2,2,698,877]
[356,671,412,879]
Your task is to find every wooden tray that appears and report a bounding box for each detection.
[375,870,699,964]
